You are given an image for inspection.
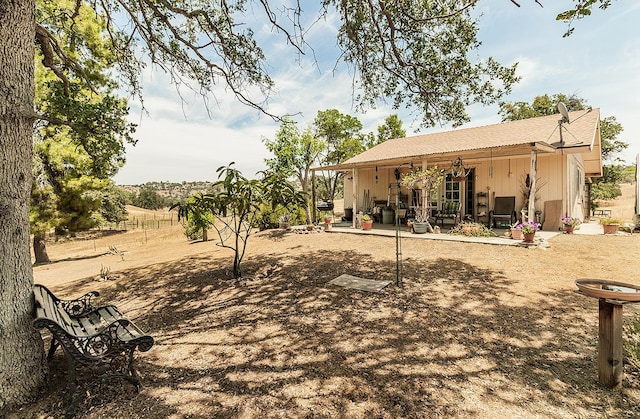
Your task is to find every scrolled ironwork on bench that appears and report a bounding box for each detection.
[33,284,153,418]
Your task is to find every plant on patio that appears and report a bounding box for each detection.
[400,166,445,225]
[560,216,582,227]
[449,222,496,237]
[599,218,622,225]
[516,221,541,234]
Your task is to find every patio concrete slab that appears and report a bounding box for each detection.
[328,274,392,292]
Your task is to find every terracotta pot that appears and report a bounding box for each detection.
[602,224,619,234]
[511,228,523,240]
[362,220,373,230]
[564,225,575,234]
[523,232,536,243]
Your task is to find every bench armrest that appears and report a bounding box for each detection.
[59,291,100,317]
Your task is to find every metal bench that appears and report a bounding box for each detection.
[593,209,612,218]
[33,284,154,417]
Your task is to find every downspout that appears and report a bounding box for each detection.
[311,170,316,224]
[352,168,358,228]
[527,150,537,222]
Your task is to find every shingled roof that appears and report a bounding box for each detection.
[316,108,601,175]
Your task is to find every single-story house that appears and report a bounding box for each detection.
[314,108,602,231]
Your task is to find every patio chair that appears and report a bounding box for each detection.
[434,201,461,227]
[489,196,517,228]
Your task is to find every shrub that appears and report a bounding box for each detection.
[449,222,496,237]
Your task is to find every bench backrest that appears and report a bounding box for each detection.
[494,196,515,215]
[33,284,75,331]
[440,201,461,215]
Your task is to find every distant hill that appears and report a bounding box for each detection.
[119,181,216,200]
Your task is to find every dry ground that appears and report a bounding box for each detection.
[6,185,640,418]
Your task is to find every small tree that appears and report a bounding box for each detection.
[171,195,216,242]
[177,165,306,279]
[400,166,446,223]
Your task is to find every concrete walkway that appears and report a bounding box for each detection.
[324,220,610,247]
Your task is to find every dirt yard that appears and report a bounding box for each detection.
[7,185,640,418]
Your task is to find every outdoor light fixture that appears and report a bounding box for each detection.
[450,157,470,180]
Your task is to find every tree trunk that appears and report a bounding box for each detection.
[202,228,208,242]
[33,234,50,264]
[0,0,48,409]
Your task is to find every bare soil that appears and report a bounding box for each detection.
[6,185,640,418]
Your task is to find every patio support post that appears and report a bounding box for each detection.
[311,171,317,224]
[527,150,537,222]
[352,169,358,228]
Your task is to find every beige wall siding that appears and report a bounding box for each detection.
[340,152,585,222]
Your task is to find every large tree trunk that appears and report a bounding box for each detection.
[0,0,48,409]
[33,234,50,264]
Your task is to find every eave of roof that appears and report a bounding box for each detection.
[313,108,601,172]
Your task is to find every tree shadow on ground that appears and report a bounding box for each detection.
[20,248,640,418]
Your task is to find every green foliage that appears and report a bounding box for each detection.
[400,166,446,222]
[171,194,216,242]
[557,1,614,37]
[98,183,129,224]
[255,204,306,230]
[333,1,518,127]
[367,114,407,148]
[599,218,622,225]
[133,185,169,210]
[314,109,367,201]
[30,1,135,256]
[449,222,496,237]
[262,117,324,222]
[174,164,306,278]
[499,93,588,121]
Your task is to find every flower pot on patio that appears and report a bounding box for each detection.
[564,225,575,234]
[382,208,395,224]
[511,228,523,240]
[603,224,619,234]
[523,232,536,243]
[362,220,373,230]
[412,221,429,234]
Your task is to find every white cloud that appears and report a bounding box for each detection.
[114,0,640,184]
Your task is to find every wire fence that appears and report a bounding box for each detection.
[99,214,176,231]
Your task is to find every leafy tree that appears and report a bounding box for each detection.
[499,93,628,202]
[97,184,129,225]
[176,165,306,279]
[263,117,325,223]
[0,0,525,407]
[133,185,168,210]
[171,195,215,242]
[377,114,407,144]
[29,1,135,263]
[314,109,366,202]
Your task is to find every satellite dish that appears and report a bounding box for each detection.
[557,102,570,123]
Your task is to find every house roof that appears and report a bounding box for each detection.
[316,108,602,177]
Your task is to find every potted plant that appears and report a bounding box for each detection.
[600,218,622,234]
[400,166,445,234]
[278,213,291,230]
[516,220,541,242]
[361,214,373,231]
[323,213,332,230]
[560,216,581,234]
[510,222,524,240]
[411,213,430,234]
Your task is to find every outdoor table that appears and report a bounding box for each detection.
[576,279,640,388]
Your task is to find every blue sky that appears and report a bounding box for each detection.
[113,0,640,185]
